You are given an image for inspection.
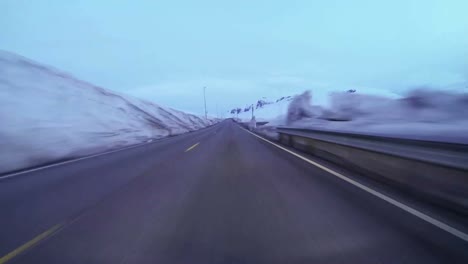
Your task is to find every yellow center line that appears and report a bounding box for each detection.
[185,142,200,152]
[0,223,64,264]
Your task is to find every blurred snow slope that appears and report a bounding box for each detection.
[288,89,468,144]
[234,88,468,143]
[234,94,323,127]
[0,51,218,174]
[286,90,468,143]
[234,96,294,125]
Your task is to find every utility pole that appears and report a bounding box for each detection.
[203,87,207,119]
[251,104,254,119]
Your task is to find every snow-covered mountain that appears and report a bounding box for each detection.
[0,51,218,174]
[230,93,327,127]
[229,96,295,124]
[291,89,468,143]
[245,88,468,143]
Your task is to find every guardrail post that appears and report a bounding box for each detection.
[279,134,291,146]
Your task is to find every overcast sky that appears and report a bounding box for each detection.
[2,0,467,115]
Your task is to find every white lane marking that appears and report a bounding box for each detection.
[241,128,468,242]
[0,142,151,180]
[1,124,222,180]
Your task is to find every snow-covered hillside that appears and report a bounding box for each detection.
[230,93,325,126]
[291,89,468,143]
[245,88,468,143]
[0,51,218,174]
[230,96,294,124]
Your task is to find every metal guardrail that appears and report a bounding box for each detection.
[276,126,468,214]
[276,127,468,170]
[239,121,270,128]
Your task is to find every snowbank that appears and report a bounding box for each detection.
[286,91,323,124]
[0,51,218,174]
[287,89,468,143]
[232,87,468,143]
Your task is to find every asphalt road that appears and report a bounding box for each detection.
[1,119,467,264]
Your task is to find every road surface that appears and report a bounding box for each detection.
[1,120,467,263]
